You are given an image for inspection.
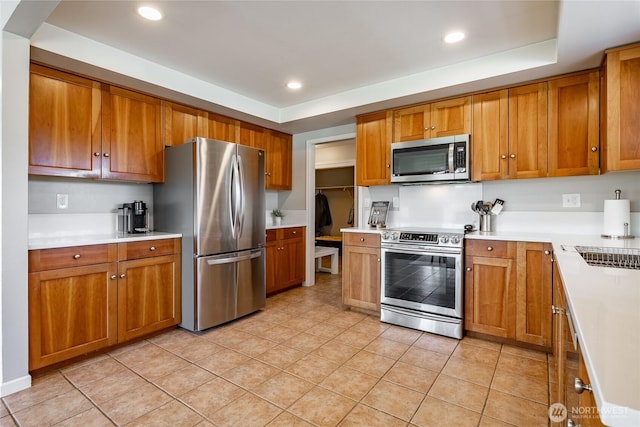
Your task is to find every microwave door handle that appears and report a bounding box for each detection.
[448,144,455,173]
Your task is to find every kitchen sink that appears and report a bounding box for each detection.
[575,246,640,270]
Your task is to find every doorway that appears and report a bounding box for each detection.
[304,133,356,287]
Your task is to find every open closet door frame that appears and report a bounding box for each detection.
[305,133,356,287]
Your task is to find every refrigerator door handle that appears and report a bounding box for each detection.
[229,154,239,239]
[237,154,246,237]
[205,249,262,266]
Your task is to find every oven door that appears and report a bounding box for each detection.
[381,244,462,319]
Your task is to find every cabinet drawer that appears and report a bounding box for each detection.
[344,232,380,248]
[266,229,277,242]
[465,239,514,258]
[118,238,180,260]
[29,244,117,272]
[282,227,304,240]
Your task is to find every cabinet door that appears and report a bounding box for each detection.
[551,263,566,426]
[28,263,118,370]
[29,64,102,178]
[548,72,600,176]
[205,112,239,143]
[508,83,548,179]
[239,121,266,149]
[601,44,640,172]
[163,101,203,147]
[102,86,164,182]
[265,239,279,295]
[393,104,430,142]
[342,244,380,312]
[266,130,293,190]
[430,96,471,137]
[282,236,305,286]
[117,254,181,342]
[464,254,516,338]
[356,111,392,186]
[516,242,553,347]
[472,90,509,181]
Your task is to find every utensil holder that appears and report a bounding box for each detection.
[479,214,495,232]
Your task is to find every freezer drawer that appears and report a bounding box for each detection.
[195,248,265,331]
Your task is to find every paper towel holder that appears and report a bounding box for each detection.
[601,189,635,239]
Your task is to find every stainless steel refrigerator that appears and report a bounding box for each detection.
[154,137,266,331]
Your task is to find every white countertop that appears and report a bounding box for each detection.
[266,222,306,230]
[28,231,182,250]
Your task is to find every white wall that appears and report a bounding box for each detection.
[0,29,31,395]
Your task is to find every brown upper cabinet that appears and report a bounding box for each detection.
[393,96,471,142]
[548,72,600,176]
[102,86,164,182]
[601,42,640,172]
[29,64,103,178]
[29,65,164,182]
[265,129,292,190]
[162,101,203,147]
[355,111,393,186]
[507,83,548,179]
[472,71,599,181]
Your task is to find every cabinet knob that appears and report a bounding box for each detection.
[292,231,296,235]
[103,152,110,158]
[487,246,493,251]
[111,274,117,280]
[73,254,81,259]
[94,152,101,157]
[574,377,592,394]
[431,125,435,130]
[466,267,472,272]
[120,273,126,279]
[544,250,551,255]
[591,146,598,152]
[500,154,507,159]
[360,238,365,242]
[386,164,390,168]
[149,246,156,251]
[510,154,516,159]
[377,258,381,262]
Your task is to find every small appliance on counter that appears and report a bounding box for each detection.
[602,189,634,239]
[120,201,149,234]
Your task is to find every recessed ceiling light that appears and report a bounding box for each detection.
[444,31,465,44]
[138,6,163,21]
[287,81,302,90]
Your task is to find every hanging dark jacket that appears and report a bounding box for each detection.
[315,193,332,229]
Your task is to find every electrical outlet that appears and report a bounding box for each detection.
[364,198,371,208]
[392,197,400,208]
[56,193,69,209]
[562,193,581,208]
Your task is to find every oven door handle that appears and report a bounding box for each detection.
[381,244,461,255]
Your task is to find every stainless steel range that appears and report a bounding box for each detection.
[380,228,464,339]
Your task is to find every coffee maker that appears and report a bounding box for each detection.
[121,201,149,234]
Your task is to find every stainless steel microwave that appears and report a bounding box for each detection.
[391,134,470,183]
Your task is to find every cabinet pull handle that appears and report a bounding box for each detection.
[73,254,81,259]
[466,267,472,272]
[111,274,117,280]
[149,246,156,251]
[120,273,126,279]
[486,246,493,251]
[591,146,598,152]
[94,152,101,157]
[574,377,592,394]
[500,154,507,159]
[510,154,516,159]
[103,152,110,158]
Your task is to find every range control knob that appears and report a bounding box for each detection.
[439,235,449,244]
[450,236,460,244]
[382,232,390,240]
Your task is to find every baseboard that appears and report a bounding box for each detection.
[1,374,31,397]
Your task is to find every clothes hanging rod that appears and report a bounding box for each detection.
[315,185,354,190]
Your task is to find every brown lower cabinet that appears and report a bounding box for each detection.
[28,238,181,370]
[266,227,305,295]
[342,232,380,313]
[464,239,552,348]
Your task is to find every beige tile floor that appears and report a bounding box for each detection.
[1,272,551,426]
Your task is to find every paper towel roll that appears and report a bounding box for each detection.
[603,199,631,237]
